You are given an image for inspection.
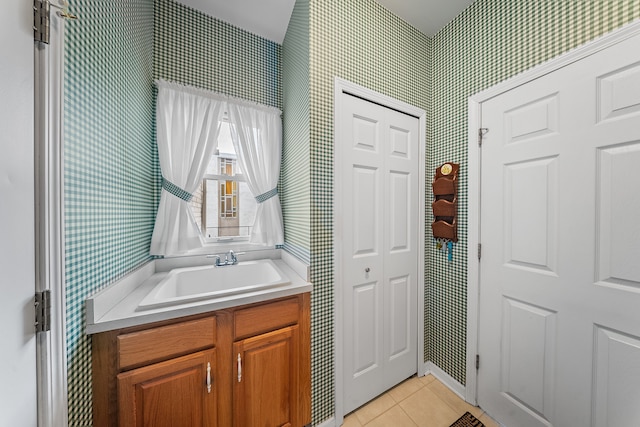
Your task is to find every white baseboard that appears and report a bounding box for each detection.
[424,362,467,402]
[315,416,336,427]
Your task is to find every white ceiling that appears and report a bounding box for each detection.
[376,0,475,37]
[176,0,475,44]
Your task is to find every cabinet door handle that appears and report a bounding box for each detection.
[206,362,212,393]
[237,353,242,383]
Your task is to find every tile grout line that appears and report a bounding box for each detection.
[426,378,488,421]
[353,375,494,427]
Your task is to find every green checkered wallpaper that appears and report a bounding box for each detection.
[282,0,312,263]
[64,0,640,424]
[154,0,281,109]
[288,0,431,423]
[64,0,155,424]
[428,0,640,387]
[64,0,281,425]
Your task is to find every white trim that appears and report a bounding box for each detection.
[465,97,482,406]
[333,72,345,424]
[424,362,466,400]
[418,356,429,378]
[35,11,68,427]
[333,77,426,425]
[466,18,640,406]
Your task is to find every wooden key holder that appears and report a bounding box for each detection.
[431,219,458,241]
[431,162,459,242]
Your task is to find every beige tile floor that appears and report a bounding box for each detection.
[342,375,500,427]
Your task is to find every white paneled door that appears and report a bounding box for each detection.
[339,93,419,413]
[478,30,640,427]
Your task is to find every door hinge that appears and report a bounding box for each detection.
[34,0,78,43]
[35,290,51,333]
[34,0,50,44]
[477,243,481,260]
[478,128,488,147]
[476,354,480,370]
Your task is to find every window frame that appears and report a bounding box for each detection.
[200,172,253,243]
[189,118,264,249]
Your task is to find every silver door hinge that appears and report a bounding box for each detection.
[35,290,51,333]
[477,243,481,260]
[34,0,50,44]
[478,128,488,147]
[34,0,78,43]
[476,354,480,370]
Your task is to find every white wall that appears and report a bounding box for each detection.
[0,0,37,425]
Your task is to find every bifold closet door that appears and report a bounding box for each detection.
[339,93,419,413]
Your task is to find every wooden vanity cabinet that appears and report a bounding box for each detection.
[234,326,298,427]
[233,297,308,427]
[92,315,222,427]
[118,349,217,427]
[92,293,311,427]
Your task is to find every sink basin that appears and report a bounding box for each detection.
[137,259,291,310]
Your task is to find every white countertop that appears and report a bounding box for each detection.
[85,249,312,334]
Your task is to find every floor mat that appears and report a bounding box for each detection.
[449,411,485,427]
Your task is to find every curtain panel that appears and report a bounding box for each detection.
[150,81,225,255]
[228,103,284,246]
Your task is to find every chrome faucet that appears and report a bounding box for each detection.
[210,250,243,267]
[227,250,238,265]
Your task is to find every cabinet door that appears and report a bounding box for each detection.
[233,326,299,427]
[118,349,216,427]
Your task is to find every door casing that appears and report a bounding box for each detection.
[466,19,640,406]
[35,9,69,427]
[333,77,426,425]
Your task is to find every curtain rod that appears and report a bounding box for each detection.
[154,79,282,116]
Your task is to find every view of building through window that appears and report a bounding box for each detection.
[190,119,257,240]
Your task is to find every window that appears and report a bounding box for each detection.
[190,118,257,241]
[219,157,237,219]
[152,82,283,256]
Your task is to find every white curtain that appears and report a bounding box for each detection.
[150,81,225,255]
[228,102,284,246]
